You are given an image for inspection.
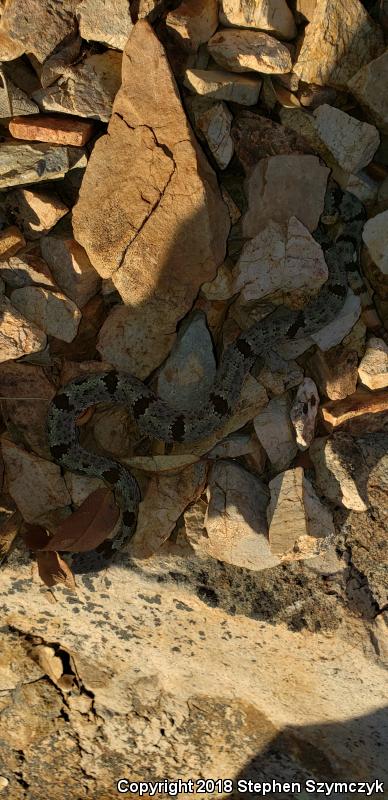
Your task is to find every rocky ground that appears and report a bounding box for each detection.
[0,0,387,798]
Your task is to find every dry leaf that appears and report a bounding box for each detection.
[24,524,52,550]
[41,488,120,552]
[37,551,76,589]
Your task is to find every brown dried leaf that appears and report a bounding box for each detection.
[42,488,120,552]
[24,524,52,550]
[37,551,76,589]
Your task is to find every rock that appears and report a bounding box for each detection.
[310,432,368,511]
[40,237,101,309]
[232,111,311,174]
[1,437,70,524]
[257,351,303,396]
[208,431,266,469]
[5,188,68,240]
[203,461,279,570]
[242,154,329,238]
[77,0,133,50]
[166,0,218,52]
[348,51,388,135]
[293,0,384,90]
[73,22,229,372]
[10,287,81,343]
[0,295,46,362]
[358,337,388,390]
[267,467,334,558]
[208,29,292,75]
[0,254,55,290]
[220,187,241,224]
[321,390,388,434]
[312,104,380,174]
[184,68,262,105]
[295,0,317,21]
[97,303,172,379]
[219,0,297,40]
[0,226,25,259]
[290,378,319,450]
[0,362,55,458]
[0,141,82,189]
[305,345,359,400]
[32,51,122,123]
[0,66,39,118]
[254,394,297,472]
[194,101,234,169]
[362,210,388,278]
[157,311,216,410]
[0,0,77,63]
[9,115,94,147]
[233,216,328,307]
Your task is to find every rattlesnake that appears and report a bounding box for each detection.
[47,187,365,553]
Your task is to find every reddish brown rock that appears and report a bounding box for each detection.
[321,390,388,434]
[5,188,68,240]
[9,115,94,147]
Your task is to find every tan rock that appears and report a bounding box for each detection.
[313,104,380,174]
[184,67,262,105]
[321,390,388,433]
[254,393,297,472]
[358,338,388,390]
[0,226,25,259]
[220,0,297,39]
[77,0,133,50]
[5,188,68,240]
[362,210,388,278]
[243,154,329,238]
[267,467,334,558]
[293,0,384,89]
[9,115,94,147]
[295,0,317,21]
[40,237,101,308]
[0,0,77,63]
[32,51,122,123]
[0,295,46,362]
[195,101,234,169]
[97,302,173,379]
[0,362,55,459]
[208,28,292,74]
[10,286,81,343]
[305,345,359,400]
[0,66,39,118]
[0,254,55,289]
[310,432,368,511]
[73,22,229,371]
[166,0,218,52]
[348,51,388,135]
[0,141,81,189]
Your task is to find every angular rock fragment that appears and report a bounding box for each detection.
[313,104,379,174]
[358,338,388,391]
[10,286,81,343]
[0,226,25,259]
[348,51,388,135]
[305,345,359,401]
[290,378,319,450]
[208,28,292,74]
[220,0,297,40]
[194,101,234,169]
[0,362,56,458]
[0,254,55,289]
[184,68,262,105]
[232,110,311,173]
[0,141,78,188]
[362,210,388,278]
[166,0,219,52]
[254,394,297,471]
[77,0,133,50]
[5,188,68,239]
[9,115,94,147]
[0,66,38,118]
[0,295,46,362]
[40,237,100,308]
[0,0,77,63]
[310,432,369,511]
[321,390,388,434]
[157,311,216,410]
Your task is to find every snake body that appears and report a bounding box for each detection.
[47,188,366,552]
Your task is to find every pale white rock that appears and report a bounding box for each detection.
[310,433,368,512]
[254,393,297,471]
[32,51,122,123]
[267,467,334,558]
[362,210,388,277]
[243,154,329,238]
[41,237,101,308]
[1,437,70,524]
[0,295,46,362]
[219,0,297,40]
[203,461,279,571]
[184,68,262,105]
[166,0,219,52]
[10,286,81,343]
[358,337,388,390]
[5,188,68,239]
[290,378,319,450]
[0,65,39,117]
[195,101,234,169]
[348,51,388,135]
[313,104,380,174]
[0,141,71,188]
[201,261,234,300]
[208,28,292,75]
[157,311,216,410]
[77,0,133,50]
[233,216,328,306]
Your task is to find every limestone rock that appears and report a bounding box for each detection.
[242,154,329,238]
[157,311,216,410]
[73,22,229,372]
[293,0,384,90]
[358,338,388,391]
[313,104,380,174]
[0,295,46,362]
[195,101,234,169]
[9,115,94,147]
[362,210,388,278]
[10,287,81,343]
[208,28,292,75]
[0,141,80,188]
[166,0,219,52]
[310,433,368,511]
[41,237,101,309]
[254,393,297,472]
[267,467,334,558]
[348,51,388,135]
[0,254,55,290]
[0,66,38,118]
[321,390,388,435]
[184,68,262,105]
[0,0,77,63]
[305,345,359,401]
[77,0,133,50]
[219,0,297,40]
[0,226,25,259]
[5,188,68,240]
[32,51,122,123]
[203,461,279,570]
[290,378,319,450]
